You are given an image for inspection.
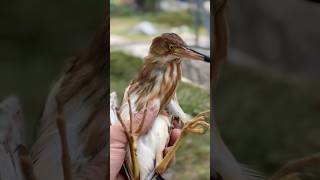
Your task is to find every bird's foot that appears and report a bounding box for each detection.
[155,111,210,175]
[183,110,210,135]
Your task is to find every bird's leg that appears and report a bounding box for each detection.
[116,96,148,180]
[155,111,210,175]
[116,110,139,180]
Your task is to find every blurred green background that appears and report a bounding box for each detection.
[0,1,104,146]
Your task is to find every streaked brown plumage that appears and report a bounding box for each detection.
[128,33,205,113]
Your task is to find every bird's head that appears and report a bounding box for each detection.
[148,33,210,63]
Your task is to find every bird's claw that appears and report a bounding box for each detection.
[155,111,210,175]
[183,112,210,135]
[194,110,210,119]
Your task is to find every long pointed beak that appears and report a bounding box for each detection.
[179,47,210,63]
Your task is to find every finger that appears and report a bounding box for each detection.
[110,126,130,180]
[172,121,179,128]
[168,128,181,146]
[138,104,158,134]
[163,147,176,167]
[133,112,143,121]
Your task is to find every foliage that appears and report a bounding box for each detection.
[110,3,136,16]
[145,10,193,27]
[110,3,193,27]
[136,0,158,11]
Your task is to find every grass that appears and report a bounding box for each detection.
[215,64,320,175]
[110,51,210,179]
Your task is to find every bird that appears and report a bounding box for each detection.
[111,33,210,180]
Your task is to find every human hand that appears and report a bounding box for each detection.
[110,106,182,180]
[121,104,159,136]
[163,124,182,170]
[110,103,158,180]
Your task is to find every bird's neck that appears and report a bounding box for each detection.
[129,58,182,111]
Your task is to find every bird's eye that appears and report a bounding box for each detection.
[168,44,174,50]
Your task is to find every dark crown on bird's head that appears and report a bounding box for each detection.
[149,33,186,56]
